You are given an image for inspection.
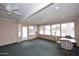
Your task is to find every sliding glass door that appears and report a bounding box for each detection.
[22,26,28,40]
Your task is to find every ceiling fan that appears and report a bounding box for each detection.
[0,3,21,16]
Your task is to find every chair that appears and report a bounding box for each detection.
[65,35,72,39]
[60,40,73,50]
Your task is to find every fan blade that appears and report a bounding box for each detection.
[11,11,21,15]
[0,4,6,8]
[0,8,21,16]
[0,8,7,11]
[12,9,19,11]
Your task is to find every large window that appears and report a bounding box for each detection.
[52,24,60,36]
[29,26,37,35]
[61,23,75,38]
[45,25,51,35]
[39,26,44,34]
[38,22,75,38]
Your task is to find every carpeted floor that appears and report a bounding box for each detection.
[0,39,73,56]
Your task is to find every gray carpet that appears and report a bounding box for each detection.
[0,39,72,56]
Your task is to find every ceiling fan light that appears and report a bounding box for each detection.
[56,6,60,10]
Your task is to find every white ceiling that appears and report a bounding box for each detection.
[0,3,79,25]
[0,3,50,20]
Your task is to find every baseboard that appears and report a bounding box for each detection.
[0,42,18,47]
[37,37,56,43]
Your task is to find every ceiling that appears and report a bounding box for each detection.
[0,3,50,20]
[0,3,79,25]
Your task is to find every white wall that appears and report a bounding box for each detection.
[0,20,18,46]
[0,18,37,46]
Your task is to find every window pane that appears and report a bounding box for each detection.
[29,26,37,35]
[22,26,28,38]
[18,24,21,37]
[52,24,60,36]
[39,26,44,34]
[45,25,51,35]
[61,23,75,38]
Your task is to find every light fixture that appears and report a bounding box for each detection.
[56,6,60,10]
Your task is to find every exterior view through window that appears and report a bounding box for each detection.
[45,25,51,35]
[22,26,28,40]
[61,23,75,38]
[39,26,45,34]
[29,26,37,35]
[18,24,21,37]
[52,24,60,36]
[39,22,75,38]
